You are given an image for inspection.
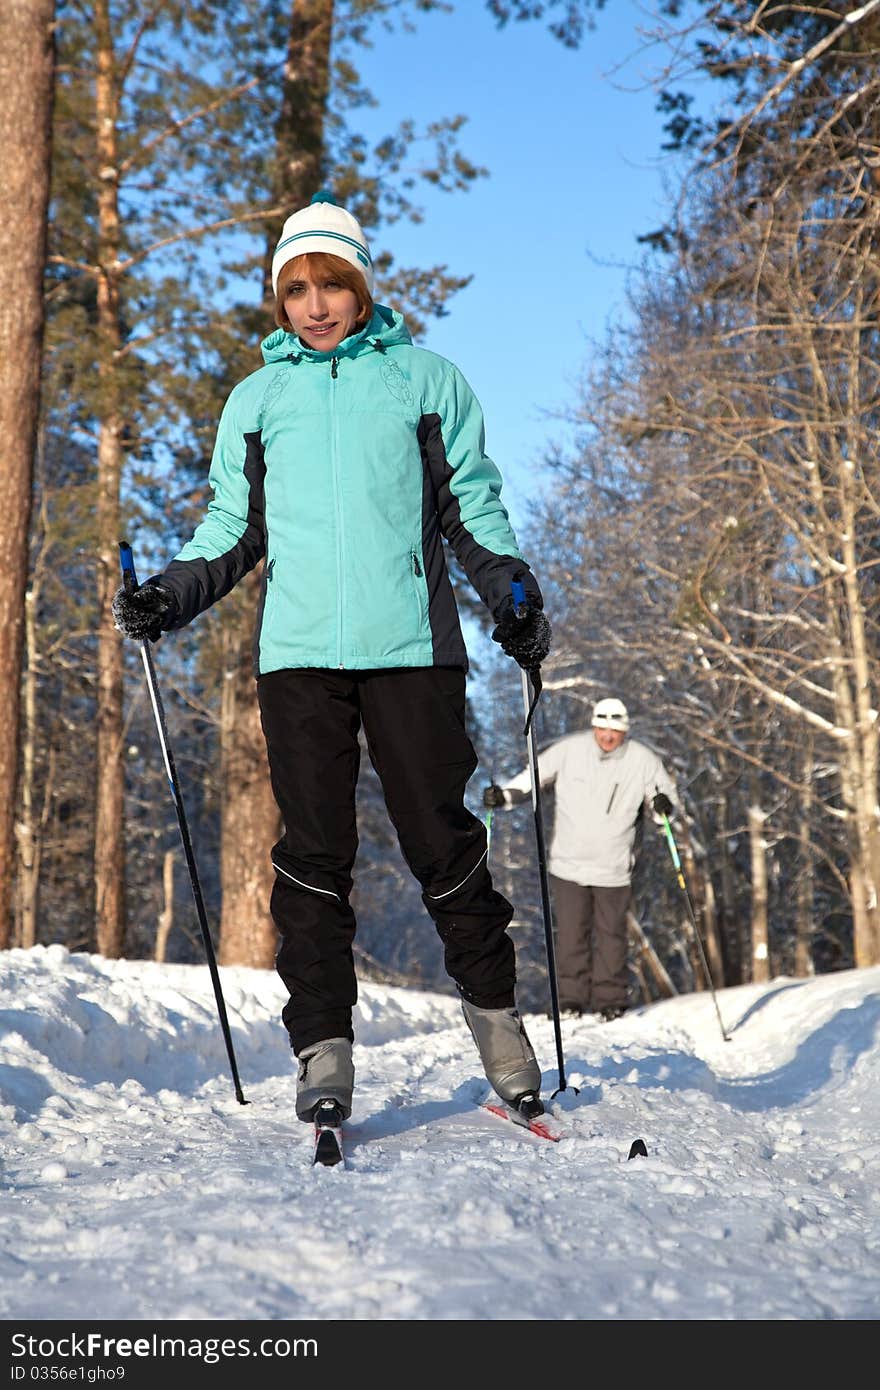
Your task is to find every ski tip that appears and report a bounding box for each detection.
[628,1138,648,1160]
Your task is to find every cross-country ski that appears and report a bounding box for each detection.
[481,1099,566,1143]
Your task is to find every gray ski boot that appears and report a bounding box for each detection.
[295,1037,354,1122]
[461,1000,542,1109]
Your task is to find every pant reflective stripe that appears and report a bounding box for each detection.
[272,860,341,901]
[426,847,488,901]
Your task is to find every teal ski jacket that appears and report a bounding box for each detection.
[157,305,542,674]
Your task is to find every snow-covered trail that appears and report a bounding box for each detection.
[1,946,878,1321]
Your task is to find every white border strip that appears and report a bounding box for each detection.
[426,848,488,901]
[272,859,342,901]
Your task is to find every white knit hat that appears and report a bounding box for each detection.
[591,697,630,731]
[271,192,374,297]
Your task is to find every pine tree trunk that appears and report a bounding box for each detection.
[0,0,55,949]
[794,738,814,977]
[839,519,880,966]
[217,0,332,967]
[748,803,770,982]
[840,290,880,966]
[677,823,723,990]
[627,912,676,998]
[16,582,49,949]
[93,0,126,957]
[681,826,724,988]
[218,581,280,969]
[715,784,742,982]
[794,818,814,978]
[800,397,880,969]
[263,0,333,303]
[155,851,174,963]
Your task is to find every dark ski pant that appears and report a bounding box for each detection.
[257,667,517,1053]
[549,875,632,1012]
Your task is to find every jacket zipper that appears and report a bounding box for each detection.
[412,550,422,577]
[261,556,276,651]
[330,356,344,665]
[606,783,618,814]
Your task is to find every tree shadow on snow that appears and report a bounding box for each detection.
[725,979,807,1033]
[561,992,880,1115]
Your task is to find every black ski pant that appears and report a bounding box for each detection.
[257,667,516,1053]
[549,875,631,1012]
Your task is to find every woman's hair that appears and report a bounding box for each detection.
[274,251,374,332]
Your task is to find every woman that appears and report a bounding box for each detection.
[113,193,552,1125]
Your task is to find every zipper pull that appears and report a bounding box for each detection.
[266,557,275,581]
[331,356,338,379]
[412,551,422,577]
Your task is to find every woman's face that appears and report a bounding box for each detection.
[283,264,360,352]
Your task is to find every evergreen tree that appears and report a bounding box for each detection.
[0,1,55,948]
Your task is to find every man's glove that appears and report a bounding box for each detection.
[652,792,674,819]
[483,784,507,810]
[491,595,551,671]
[111,582,177,642]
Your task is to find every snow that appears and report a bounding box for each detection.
[1,944,879,1322]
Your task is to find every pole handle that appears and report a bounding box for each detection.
[119,540,138,593]
[510,578,542,734]
[661,813,681,866]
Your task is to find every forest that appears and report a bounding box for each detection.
[1,0,878,1014]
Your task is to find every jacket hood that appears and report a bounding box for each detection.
[260,303,412,365]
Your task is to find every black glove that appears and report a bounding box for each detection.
[652,792,673,818]
[491,595,551,671]
[111,582,177,642]
[483,784,507,809]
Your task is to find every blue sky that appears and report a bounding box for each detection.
[350,0,688,523]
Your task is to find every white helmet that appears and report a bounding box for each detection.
[591,697,630,731]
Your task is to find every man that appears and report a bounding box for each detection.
[483,697,676,1021]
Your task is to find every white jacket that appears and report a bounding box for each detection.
[499,731,677,888]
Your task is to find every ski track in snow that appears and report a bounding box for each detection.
[1,945,879,1321]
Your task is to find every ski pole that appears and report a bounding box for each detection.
[511,579,574,1097]
[658,811,729,1043]
[118,541,248,1103]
